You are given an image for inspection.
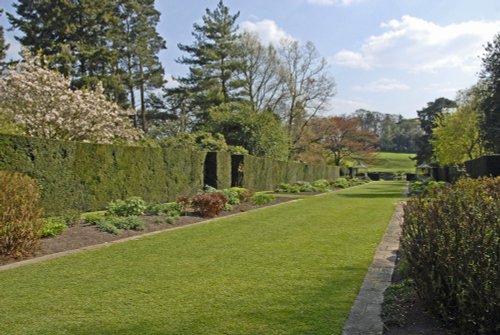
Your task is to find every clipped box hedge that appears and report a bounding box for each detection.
[0,134,206,215]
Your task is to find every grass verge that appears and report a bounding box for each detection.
[0,181,406,335]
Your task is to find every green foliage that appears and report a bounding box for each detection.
[241,155,340,191]
[146,202,181,217]
[96,222,120,235]
[333,178,349,189]
[432,85,489,165]
[0,134,206,216]
[82,212,106,225]
[174,0,242,119]
[40,217,68,238]
[229,187,253,202]
[109,216,145,231]
[415,97,457,164]
[276,183,301,193]
[190,192,228,218]
[207,104,290,160]
[408,179,445,196]
[311,179,330,192]
[0,171,43,257]
[8,0,165,108]
[402,177,500,334]
[222,189,240,206]
[250,193,276,205]
[107,197,147,217]
[0,9,7,64]
[480,33,500,153]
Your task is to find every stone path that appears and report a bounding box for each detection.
[342,202,405,335]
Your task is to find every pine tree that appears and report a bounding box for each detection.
[0,9,9,65]
[114,0,166,131]
[174,0,242,124]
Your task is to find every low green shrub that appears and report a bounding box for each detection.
[251,193,275,205]
[107,196,147,217]
[146,202,181,217]
[230,187,254,202]
[401,177,499,334]
[408,179,445,196]
[191,192,228,218]
[222,189,240,206]
[0,171,43,257]
[295,181,315,192]
[333,178,349,189]
[109,216,144,231]
[96,222,120,235]
[40,217,68,238]
[82,212,106,225]
[276,183,301,193]
[311,179,330,192]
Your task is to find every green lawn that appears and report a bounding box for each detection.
[0,181,406,335]
[367,152,416,173]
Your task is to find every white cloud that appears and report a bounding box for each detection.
[329,50,371,69]
[307,0,362,6]
[240,19,295,45]
[353,78,410,92]
[331,15,500,74]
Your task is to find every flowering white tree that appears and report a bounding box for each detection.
[0,52,142,144]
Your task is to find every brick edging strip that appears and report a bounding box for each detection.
[342,201,405,335]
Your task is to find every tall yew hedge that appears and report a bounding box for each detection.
[0,134,206,215]
[0,134,340,216]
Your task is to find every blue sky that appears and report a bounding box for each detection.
[1,0,499,118]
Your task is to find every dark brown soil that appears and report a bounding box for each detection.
[0,197,295,266]
[384,257,453,335]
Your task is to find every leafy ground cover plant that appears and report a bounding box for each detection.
[107,196,147,217]
[82,211,144,234]
[0,171,43,257]
[146,202,181,218]
[332,177,349,188]
[251,193,276,205]
[229,187,254,202]
[221,189,240,210]
[402,177,499,334]
[311,179,330,192]
[40,217,68,238]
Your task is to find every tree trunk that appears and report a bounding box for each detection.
[139,56,146,132]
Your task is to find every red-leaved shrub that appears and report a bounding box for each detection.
[190,192,228,218]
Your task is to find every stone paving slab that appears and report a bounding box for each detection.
[342,202,405,335]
